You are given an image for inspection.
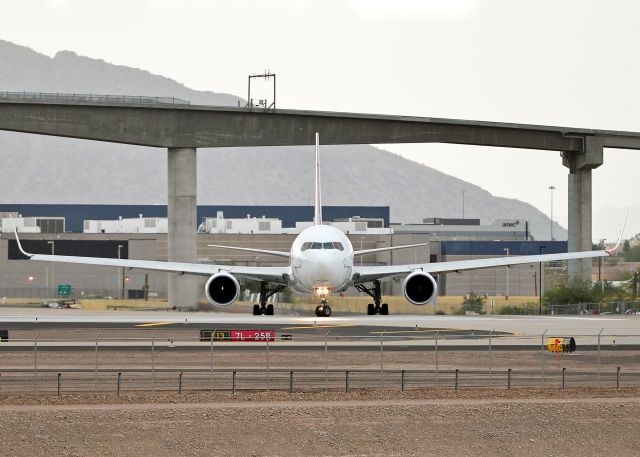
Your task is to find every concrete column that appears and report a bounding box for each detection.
[167,147,198,308]
[567,169,593,279]
[563,137,602,281]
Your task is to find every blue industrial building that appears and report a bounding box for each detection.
[0,204,390,233]
[441,240,568,256]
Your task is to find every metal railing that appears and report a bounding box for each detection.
[1,330,639,394]
[0,367,633,395]
[0,91,190,105]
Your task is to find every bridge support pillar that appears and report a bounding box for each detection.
[167,147,198,308]
[563,137,603,281]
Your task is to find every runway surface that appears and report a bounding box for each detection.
[1,307,639,337]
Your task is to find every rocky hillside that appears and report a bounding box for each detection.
[0,39,565,239]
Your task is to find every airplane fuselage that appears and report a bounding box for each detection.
[288,225,354,296]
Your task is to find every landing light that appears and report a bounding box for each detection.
[314,286,330,296]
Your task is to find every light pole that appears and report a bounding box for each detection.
[503,247,509,300]
[549,186,556,240]
[117,245,124,299]
[461,189,466,219]
[47,241,55,294]
[538,245,547,314]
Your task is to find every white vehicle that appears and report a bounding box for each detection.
[12,134,624,317]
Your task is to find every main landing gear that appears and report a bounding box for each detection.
[355,280,389,315]
[315,300,332,317]
[252,282,286,316]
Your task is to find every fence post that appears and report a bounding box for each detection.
[455,369,459,390]
[33,330,40,392]
[210,331,214,392]
[597,328,603,387]
[117,372,122,397]
[435,330,439,384]
[57,372,61,397]
[325,331,330,393]
[289,371,293,393]
[489,330,493,386]
[95,330,101,395]
[151,331,157,392]
[401,370,405,391]
[179,372,183,395]
[380,330,386,388]
[562,367,566,389]
[345,370,349,393]
[232,370,236,394]
[540,329,548,387]
[617,366,621,389]
[507,368,511,390]
[266,338,270,392]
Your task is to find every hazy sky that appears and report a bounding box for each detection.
[1,0,639,240]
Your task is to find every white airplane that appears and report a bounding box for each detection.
[12,133,625,317]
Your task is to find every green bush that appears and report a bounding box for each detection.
[498,304,538,315]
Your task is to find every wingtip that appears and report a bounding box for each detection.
[9,215,32,258]
[606,210,629,256]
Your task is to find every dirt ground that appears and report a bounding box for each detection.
[1,388,639,457]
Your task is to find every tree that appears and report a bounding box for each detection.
[624,244,640,262]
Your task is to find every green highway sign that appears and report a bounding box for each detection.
[57,284,73,295]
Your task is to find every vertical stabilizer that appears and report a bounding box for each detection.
[314,132,322,225]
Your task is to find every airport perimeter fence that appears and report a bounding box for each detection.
[0,91,190,105]
[1,329,640,395]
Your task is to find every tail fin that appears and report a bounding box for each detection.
[314,132,322,225]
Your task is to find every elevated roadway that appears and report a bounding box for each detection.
[3,94,640,306]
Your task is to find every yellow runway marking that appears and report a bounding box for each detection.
[135,322,175,327]
[281,324,356,330]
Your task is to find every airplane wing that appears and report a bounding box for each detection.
[11,224,289,284]
[207,244,290,259]
[353,249,610,284]
[353,243,430,256]
[354,212,628,284]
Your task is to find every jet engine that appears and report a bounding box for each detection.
[403,271,437,305]
[204,272,240,307]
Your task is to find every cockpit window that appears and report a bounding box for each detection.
[301,241,345,251]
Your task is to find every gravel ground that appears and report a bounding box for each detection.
[1,388,639,456]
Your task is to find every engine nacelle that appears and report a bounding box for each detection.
[205,272,240,307]
[403,271,437,305]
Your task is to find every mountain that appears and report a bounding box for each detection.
[0,39,565,240]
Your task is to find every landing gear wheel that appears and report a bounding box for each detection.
[253,282,286,316]
[323,305,332,317]
[315,305,324,317]
[356,281,389,316]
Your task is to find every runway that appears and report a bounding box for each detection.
[1,307,639,337]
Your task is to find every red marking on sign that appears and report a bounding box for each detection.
[230,330,275,342]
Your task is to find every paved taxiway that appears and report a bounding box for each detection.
[0,308,638,338]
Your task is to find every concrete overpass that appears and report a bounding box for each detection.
[2,93,640,306]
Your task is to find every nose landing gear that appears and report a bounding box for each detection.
[252,282,286,316]
[356,280,389,315]
[315,300,332,317]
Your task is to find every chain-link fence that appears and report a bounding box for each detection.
[1,329,639,395]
